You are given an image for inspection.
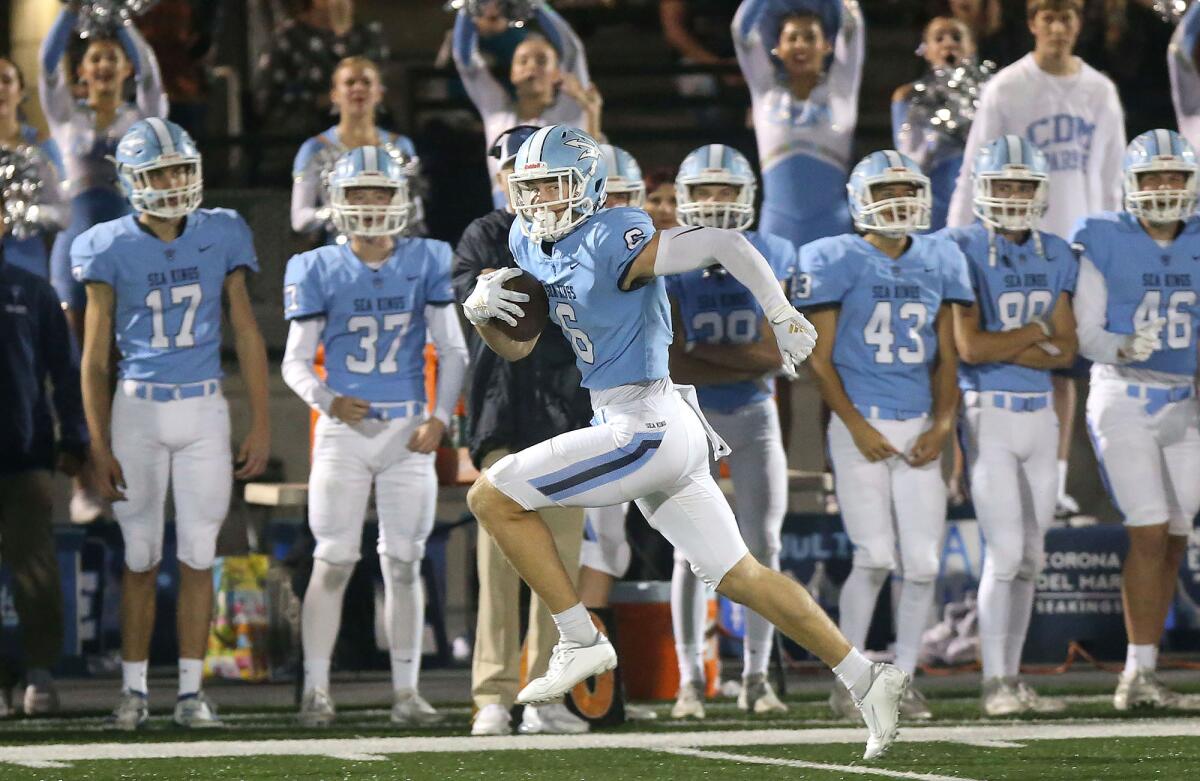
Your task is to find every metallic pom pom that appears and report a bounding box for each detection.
[71,1,162,39]
[1154,0,1190,23]
[444,0,541,27]
[906,59,996,145]
[0,145,50,240]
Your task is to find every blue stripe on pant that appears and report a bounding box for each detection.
[530,432,664,502]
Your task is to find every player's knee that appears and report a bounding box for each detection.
[311,559,356,591]
[467,475,507,527]
[177,537,218,571]
[714,553,764,600]
[903,553,940,584]
[1127,524,1170,559]
[382,555,422,587]
[987,547,1025,582]
[313,540,362,566]
[380,538,426,568]
[852,545,895,573]
[124,539,162,573]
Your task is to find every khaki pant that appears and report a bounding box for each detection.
[472,449,584,708]
[0,471,64,669]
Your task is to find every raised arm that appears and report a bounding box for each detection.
[1170,2,1200,146]
[731,0,778,96]
[826,0,865,118]
[118,22,169,118]
[31,144,69,231]
[537,2,590,85]
[451,9,512,117]
[38,9,78,126]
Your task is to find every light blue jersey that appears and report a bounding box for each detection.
[71,209,258,383]
[283,239,453,403]
[1072,211,1200,377]
[940,224,1078,393]
[508,207,668,390]
[667,230,795,413]
[795,233,974,412]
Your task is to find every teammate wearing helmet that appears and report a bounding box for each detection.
[1073,130,1200,713]
[796,150,973,723]
[598,144,645,208]
[73,118,270,730]
[463,124,908,762]
[938,135,1078,716]
[665,144,795,720]
[282,146,468,728]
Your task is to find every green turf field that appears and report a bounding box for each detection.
[2,686,1198,780]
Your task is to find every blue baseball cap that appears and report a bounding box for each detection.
[490,125,542,169]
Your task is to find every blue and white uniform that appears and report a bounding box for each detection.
[1169,2,1200,150]
[1075,210,1200,536]
[732,0,863,246]
[40,8,167,309]
[71,208,255,572]
[1,124,67,278]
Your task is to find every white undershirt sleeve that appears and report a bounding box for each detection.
[425,304,469,426]
[653,226,791,319]
[281,317,337,415]
[1074,255,1127,365]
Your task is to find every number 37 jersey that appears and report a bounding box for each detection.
[71,209,259,384]
[283,239,454,403]
[794,233,974,413]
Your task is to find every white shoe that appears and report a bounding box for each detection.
[738,674,788,714]
[471,703,511,736]
[898,685,932,720]
[857,663,909,761]
[22,681,59,715]
[1009,677,1066,713]
[69,489,104,525]
[828,682,860,721]
[624,703,658,720]
[299,688,336,727]
[671,682,706,719]
[107,689,149,731]
[1113,669,1200,711]
[519,703,589,734]
[981,677,1023,717]
[391,690,442,725]
[516,634,617,705]
[173,691,222,728]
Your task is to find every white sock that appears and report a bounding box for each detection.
[1126,643,1158,675]
[838,566,890,650]
[122,660,148,695]
[670,556,706,685]
[552,602,598,646]
[894,578,935,677]
[977,566,1011,681]
[1057,460,1069,499]
[1005,575,1036,678]
[833,647,873,701]
[382,556,424,693]
[178,658,203,697]
[302,559,355,692]
[304,658,331,693]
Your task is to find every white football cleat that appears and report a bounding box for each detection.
[391,690,442,725]
[624,703,658,720]
[981,677,1023,717]
[519,703,589,734]
[670,682,706,719]
[107,689,149,731]
[299,687,336,727]
[1113,669,1200,711]
[828,681,861,721]
[22,681,59,716]
[738,674,788,714]
[1010,678,1066,713]
[515,634,617,705]
[857,663,909,761]
[898,685,932,720]
[173,691,222,728]
[471,703,511,736]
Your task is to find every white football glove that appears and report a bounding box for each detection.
[463,267,529,327]
[766,304,818,375]
[1119,317,1165,363]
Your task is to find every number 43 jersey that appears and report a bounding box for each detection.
[1072,211,1200,378]
[284,239,454,403]
[71,209,259,384]
[939,224,1078,394]
[795,233,974,413]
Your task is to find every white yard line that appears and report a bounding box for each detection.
[657,747,983,781]
[0,719,1196,768]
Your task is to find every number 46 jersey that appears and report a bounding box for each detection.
[71,209,259,384]
[284,239,454,403]
[794,233,974,413]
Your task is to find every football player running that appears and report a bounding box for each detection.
[282,147,468,727]
[797,151,974,723]
[939,135,1078,716]
[665,144,795,719]
[1074,130,1200,712]
[463,125,908,761]
[75,119,270,729]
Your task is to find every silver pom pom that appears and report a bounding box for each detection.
[1155,0,1190,23]
[906,59,996,145]
[0,145,50,241]
[72,0,162,40]
[444,0,541,27]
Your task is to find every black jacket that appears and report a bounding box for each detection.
[452,209,592,468]
[0,248,88,473]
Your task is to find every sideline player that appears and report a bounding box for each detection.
[940,135,1077,715]
[797,150,973,722]
[1074,130,1200,711]
[462,124,907,761]
[665,144,794,719]
[282,147,468,726]
[76,119,270,729]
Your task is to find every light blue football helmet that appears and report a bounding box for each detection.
[847,150,931,236]
[509,124,607,242]
[328,145,413,237]
[600,144,645,208]
[114,118,202,218]
[1123,129,1199,223]
[675,144,757,231]
[971,135,1050,231]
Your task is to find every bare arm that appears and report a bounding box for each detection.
[908,304,959,467]
[661,0,724,64]
[1010,292,1078,370]
[689,316,783,374]
[952,300,1045,365]
[224,269,270,479]
[81,283,125,500]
